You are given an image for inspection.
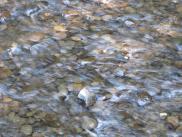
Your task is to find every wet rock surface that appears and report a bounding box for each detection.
[0,0,182,137]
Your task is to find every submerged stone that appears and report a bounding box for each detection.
[57,83,68,99]
[20,125,33,135]
[0,67,12,79]
[166,116,179,128]
[54,24,67,32]
[114,68,125,77]
[27,32,45,42]
[81,116,98,130]
[0,0,181,136]
[78,87,96,107]
[160,112,168,119]
[137,92,152,106]
[0,24,7,31]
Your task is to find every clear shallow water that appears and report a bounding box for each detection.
[0,0,182,137]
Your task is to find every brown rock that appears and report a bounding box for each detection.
[177,5,182,13]
[0,9,10,18]
[0,67,12,79]
[54,24,67,32]
[32,132,44,137]
[176,125,182,132]
[174,61,182,69]
[102,15,112,21]
[167,116,179,128]
[28,32,45,42]
[63,10,80,16]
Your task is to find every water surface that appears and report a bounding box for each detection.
[0,0,182,137]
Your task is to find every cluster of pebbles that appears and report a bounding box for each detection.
[0,0,182,136]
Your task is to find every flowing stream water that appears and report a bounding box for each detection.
[0,0,182,137]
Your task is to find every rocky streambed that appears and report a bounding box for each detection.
[0,0,182,137]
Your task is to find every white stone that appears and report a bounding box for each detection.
[78,87,96,107]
